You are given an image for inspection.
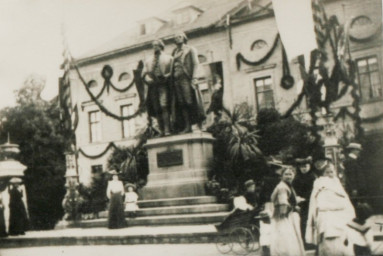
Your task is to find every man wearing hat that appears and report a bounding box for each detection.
[292,156,316,247]
[143,39,174,136]
[344,142,365,198]
[171,32,205,133]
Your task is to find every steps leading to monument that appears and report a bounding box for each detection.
[0,225,219,248]
[99,203,229,218]
[137,196,218,208]
[75,212,229,228]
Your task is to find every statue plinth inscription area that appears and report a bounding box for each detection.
[141,132,214,200]
[157,150,183,167]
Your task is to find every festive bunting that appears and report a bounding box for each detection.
[236,34,280,70]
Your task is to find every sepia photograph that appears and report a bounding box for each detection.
[0,0,382,255]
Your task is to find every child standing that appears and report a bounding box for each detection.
[124,184,139,218]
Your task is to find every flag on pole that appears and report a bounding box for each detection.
[271,0,318,61]
[59,25,76,132]
[312,0,327,51]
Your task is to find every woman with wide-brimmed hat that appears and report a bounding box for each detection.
[106,170,126,229]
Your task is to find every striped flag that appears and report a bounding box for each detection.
[59,26,75,132]
[312,0,327,51]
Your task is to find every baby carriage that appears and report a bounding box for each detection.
[215,208,269,255]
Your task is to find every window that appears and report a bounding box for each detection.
[87,80,98,88]
[121,105,135,138]
[89,111,101,142]
[201,89,211,111]
[251,40,267,51]
[356,56,381,100]
[118,72,131,82]
[254,76,274,111]
[140,24,146,35]
[91,165,103,174]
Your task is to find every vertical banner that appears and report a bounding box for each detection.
[272,0,318,61]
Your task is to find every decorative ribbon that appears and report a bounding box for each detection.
[77,142,118,159]
[73,62,145,121]
[93,65,136,100]
[236,34,280,70]
[334,107,383,124]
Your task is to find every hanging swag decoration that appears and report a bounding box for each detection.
[78,142,118,159]
[91,65,137,100]
[280,43,294,90]
[73,61,146,121]
[334,107,383,124]
[236,34,280,70]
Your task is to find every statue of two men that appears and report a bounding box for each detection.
[143,32,205,135]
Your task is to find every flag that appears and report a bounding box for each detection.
[312,0,327,51]
[59,25,74,132]
[272,0,318,61]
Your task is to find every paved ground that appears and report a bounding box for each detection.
[1,216,382,255]
[0,244,317,256]
[6,224,216,239]
[0,244,246,256]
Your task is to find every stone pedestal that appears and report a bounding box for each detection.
[141,132,214,200]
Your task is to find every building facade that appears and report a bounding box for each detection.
[67,0,383,186]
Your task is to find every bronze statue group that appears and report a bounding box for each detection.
[0,177,29,237]
[143,32,205,136]
[222,142,374,256]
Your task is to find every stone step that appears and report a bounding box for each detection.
[99,204,229,218]
[75,212,230,228]
[0,225,219,248]
[137,196,218,208]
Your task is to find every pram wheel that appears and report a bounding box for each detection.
[215,233,232,254]
[230,227,257,255]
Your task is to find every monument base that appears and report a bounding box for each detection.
[141,132,214,200]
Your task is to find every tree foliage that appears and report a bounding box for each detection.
[256,108,323,162]
[107,120,157,187]
[0,75,70,229]
[208,103,265,190]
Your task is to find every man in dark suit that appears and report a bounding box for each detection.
[344,143,365,199]
[143,39,173,136]
[171,32,205,133]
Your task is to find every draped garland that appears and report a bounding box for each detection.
[282,13,383,140]
[236,34,280,70]
[334,107,383,124]
[92,66,135,100]
[77,142,118,159]
[72,61,146,121]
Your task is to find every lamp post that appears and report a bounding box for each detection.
[322,114,345,184]
[62,151,81,222]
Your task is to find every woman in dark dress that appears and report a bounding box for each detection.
[0,192,7,237]
[106,171,126,229]
[8,178,28,236]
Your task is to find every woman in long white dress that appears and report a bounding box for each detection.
[270,166,306,256]
[305,160,355,255]
[106,171,126,229]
